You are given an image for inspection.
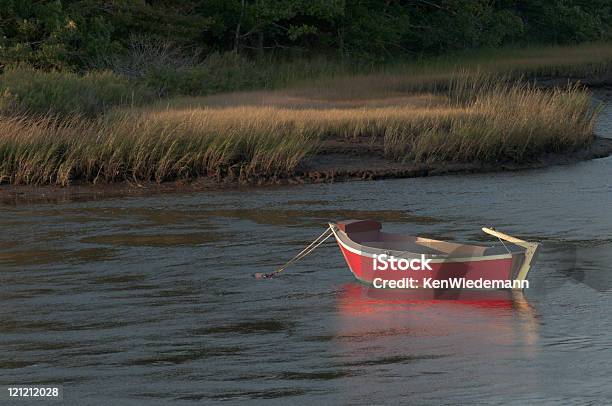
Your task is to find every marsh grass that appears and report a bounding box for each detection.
[0,43,607,185]
[384,82,595,163]
[0,75,596,185]
[289,42,612,99]
[0,111,314,185]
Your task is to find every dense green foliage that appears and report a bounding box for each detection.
[0,66,154,116]
[1,0,610,70]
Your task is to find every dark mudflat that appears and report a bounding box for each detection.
[2,136,611,205]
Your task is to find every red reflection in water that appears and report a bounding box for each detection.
[335,283,539,349]
[338,283,524,313]
[331,286,540,400]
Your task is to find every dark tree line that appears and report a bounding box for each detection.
[1,0,610,70]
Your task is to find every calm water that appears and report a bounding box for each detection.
[2,99,612,405]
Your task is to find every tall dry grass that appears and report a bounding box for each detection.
[384,82,596,162]
[0,111,314,185]
[0,75,596,185]
[2,43,608,185]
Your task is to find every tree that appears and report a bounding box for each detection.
[0,0,610,70]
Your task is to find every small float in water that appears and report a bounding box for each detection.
[330,220,539,290]
[257,219,538,290]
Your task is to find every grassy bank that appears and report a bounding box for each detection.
[0,43,609,186]
[3,42,612,117]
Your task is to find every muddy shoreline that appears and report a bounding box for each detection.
[2,135,611,205]
[2,84,612,205]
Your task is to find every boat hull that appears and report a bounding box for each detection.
[337,240,517,288]
[331,220,530,290]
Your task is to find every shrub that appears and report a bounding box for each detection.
[140,52,267,97]
[0,66,154,117]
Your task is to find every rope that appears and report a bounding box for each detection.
[490,226,512,254]
[498,236,511,254]
[255,225,334,279]
[282,230,333,270]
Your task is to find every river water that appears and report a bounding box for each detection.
[1,98,612,405]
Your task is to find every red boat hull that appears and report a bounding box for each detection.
[331,220,530,289]
[338,241,514,287]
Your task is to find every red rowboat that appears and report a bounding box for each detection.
[330,220,539,290]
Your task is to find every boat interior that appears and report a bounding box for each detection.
[335,220,524,257]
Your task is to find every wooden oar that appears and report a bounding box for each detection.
[482,227,539,284]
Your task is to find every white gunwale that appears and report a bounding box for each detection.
[329,223,517,264]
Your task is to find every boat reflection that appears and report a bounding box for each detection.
[337,283,536,310]
[335,283,539,354]
[331,285,541,400]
